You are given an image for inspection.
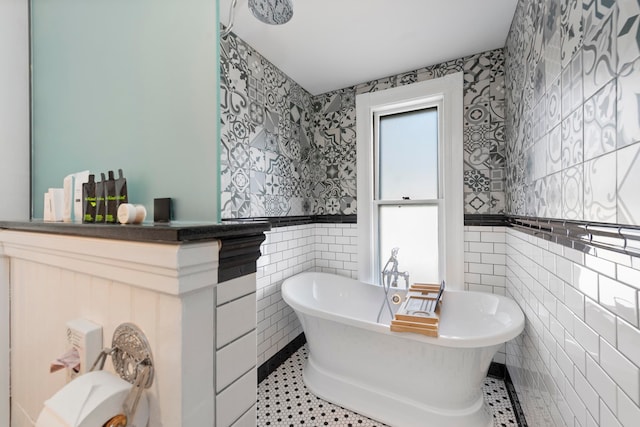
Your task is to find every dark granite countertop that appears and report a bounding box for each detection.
[0,220,271,243]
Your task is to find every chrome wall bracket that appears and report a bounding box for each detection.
[90,322,154,389]
[111,323,154,389]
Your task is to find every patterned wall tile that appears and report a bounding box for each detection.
[533,96,547,141]
[464,192,487,214]
[544,0,562,88]
[617,56,640,148]
[223,38,506,218]
[547,123,563,174]
[491,191,506,213]
[546,171,562,218]
[547,74,562,130]
[560,0,584,68]
[618,142,640,225]
[491,168,505,191]
[464,169,491,192]
[320,49,505,216]
[465,102,494,126]
[582,3,617,100]
[220,32,314,218]
[534,135,548,181]
[584,151,616,222]
[506,0,639,228]
[534,177,548,217]
[583,78,616,160]
[524,182,536,216]
[561,51,583,118]
[524,145,535,185]
[562,165,583,220]
[583,0,617,44]
[618,0,640,73]
[561,107,583,168]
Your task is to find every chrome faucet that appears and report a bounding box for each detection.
[377,248,410,323]
[382,248,410,289]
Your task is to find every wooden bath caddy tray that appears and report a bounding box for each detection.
[390,282,445,337]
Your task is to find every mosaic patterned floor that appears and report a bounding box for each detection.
[257,344,519,426]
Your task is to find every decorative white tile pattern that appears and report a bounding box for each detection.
[617,0,640,73]
[257,344,520,427]
[506,228,640,427]
[583,78,617,160]
[222,30,506,218]
[505,0,639,223]
[583,151,616,222]
[562,165,583,220]
[617,142,640,225]
[582,1,617,100]
[561,107,583,169]
[560,0,583,68]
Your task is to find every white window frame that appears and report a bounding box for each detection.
[356,73,464,288]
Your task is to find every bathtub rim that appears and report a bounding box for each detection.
[282,271,524,349]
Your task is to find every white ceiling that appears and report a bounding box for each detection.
[220,0,519,95]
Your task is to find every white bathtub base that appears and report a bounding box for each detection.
[304,356,493,427]
[282,273,524,427]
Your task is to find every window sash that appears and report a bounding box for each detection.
[372,99,444,204]
[372,101,444,280]
[374,106,440,201]
[377,204,442,284]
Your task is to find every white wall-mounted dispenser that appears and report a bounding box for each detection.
[36,322,154,427]
[35,370,149,427]
[65,318,102,380]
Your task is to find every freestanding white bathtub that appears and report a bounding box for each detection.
[282,272,524,427]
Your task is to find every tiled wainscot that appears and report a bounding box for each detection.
[506,227,640,427]
[464,226,507,294]
[258,222,509,369]
[256,222,357,366]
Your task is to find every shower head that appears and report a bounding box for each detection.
[248,0,294,25]
[221,0,293,37]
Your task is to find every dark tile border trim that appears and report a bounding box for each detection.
[488,362,527,426]
[487,361,506,379]
[223,214,357,228]
[505,367,528,427]
[464,214,509,227]
[465,214,640,258]
[218,232,267,282]
[258,333,307,384]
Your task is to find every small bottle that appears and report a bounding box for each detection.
[115,169,128,221]
[95,173,106,223]
[105,170,117,224]
[82,174,96,223]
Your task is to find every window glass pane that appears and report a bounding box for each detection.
[378,205,439,284]
[378,108,438,200]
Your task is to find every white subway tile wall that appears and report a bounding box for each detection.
[464,226,507,295]
[256,223,358,366]
[463,225,508,364]
[259,223,511,367]
[506,227,640,427]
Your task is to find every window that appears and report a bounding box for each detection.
[356,73,463,287]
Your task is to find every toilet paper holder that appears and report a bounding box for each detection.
[90,323,154,425]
